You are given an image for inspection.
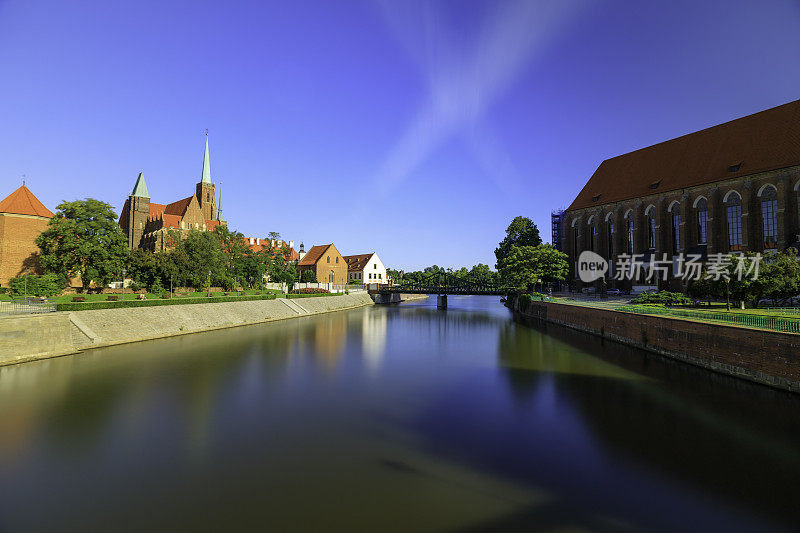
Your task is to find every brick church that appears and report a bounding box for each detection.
[0,184,55,287]
[119,135,225,251]
[560,98,800,290]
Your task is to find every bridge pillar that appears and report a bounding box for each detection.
[437,294,447,310]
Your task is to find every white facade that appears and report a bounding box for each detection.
[348,252,387,284]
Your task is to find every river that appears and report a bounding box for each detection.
[0,296,798,532]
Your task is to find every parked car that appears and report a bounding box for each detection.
[606,288,622,295]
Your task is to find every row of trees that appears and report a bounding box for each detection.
[32,199,309,293]
[387,216,569,291]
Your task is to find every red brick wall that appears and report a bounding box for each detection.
[518,300,800,392]
[0,213,50,287]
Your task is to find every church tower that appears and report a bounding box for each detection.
[196,133,217,222]
[127,172,150,250]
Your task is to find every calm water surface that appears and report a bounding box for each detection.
[0,296,798,532]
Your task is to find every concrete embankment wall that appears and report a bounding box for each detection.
[0,293,374,366]
[510,298,800,393]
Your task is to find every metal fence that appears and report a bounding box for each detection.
[617,305,800,334]
[0,298,57,316]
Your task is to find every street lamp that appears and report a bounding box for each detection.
[122,269,127,301]
[207,270,211,298]
[725,278,731,311]
[170,273,173,299]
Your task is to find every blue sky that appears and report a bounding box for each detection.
[1,0,800,270]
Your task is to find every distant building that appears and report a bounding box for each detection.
[343,252,386,283]
[119,135,224,252]
[296,244,348,284]
[246,237,299,262]
[0,185,55,287]
[298,242,306,261]
[561,98,800,290]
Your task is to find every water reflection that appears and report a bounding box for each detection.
[0,297,797,532]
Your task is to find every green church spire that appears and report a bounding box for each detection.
[201,132,212,184]
[131,172,149,198]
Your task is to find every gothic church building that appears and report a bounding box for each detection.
[119,136,225,251]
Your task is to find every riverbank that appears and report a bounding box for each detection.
[507,295,800,393]
[0,293,375,367]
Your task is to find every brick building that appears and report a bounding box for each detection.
[296,244,348,284]
[0,185,55,287]
[562,99,800,290]
[119,135,224,251]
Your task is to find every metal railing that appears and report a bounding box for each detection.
[617,305,800,334]
[0,298,57,315]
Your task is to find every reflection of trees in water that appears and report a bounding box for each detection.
[0,310,362,455]
[501,317,800,524]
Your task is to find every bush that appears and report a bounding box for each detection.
[630,291,691,306]
[518,292,547,313]
[128,281,143,292]
[56,292,278,311]
[9,273,66,297]
[150,280,165,294]
[290,287,329,294]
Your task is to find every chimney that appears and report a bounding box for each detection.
[289,240,294,249]
[256,238,260,245]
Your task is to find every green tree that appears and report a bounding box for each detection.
[497,244,568,290]
[170,230,226,290]
[36,199,129,292]
[468,263,494,286]
[494,216,542,268]
[300,269,317,283]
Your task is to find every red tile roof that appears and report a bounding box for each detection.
[162,214,182,228]
[0,185,55,218]
[343,253,373,272]
[568,99,800,211]
[164,197,193,216]
[297,244,332,266]
[149,203,166,217]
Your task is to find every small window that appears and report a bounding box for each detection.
[327,256,330,263]
[592,194,601,202]
[336,257,339,263]
[729,163,742,173]
[373,264,377,269]
[378,273,382,279]
[650,180,661,190]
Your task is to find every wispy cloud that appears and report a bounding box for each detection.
[373,0,586,197]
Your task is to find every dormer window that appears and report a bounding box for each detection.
[592,194,601,202]
[729,163,742,172]
[650,180,662,190]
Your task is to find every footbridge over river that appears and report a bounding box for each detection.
[372,272,520,309]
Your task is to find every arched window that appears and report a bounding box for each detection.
[759,185,778,249]
[645,206,656,250]
[605,213,614,259]
[695,197,708,245]
[725,191,742,251]
[624,210,634,254]
[587,217,596,251]
[669,203,681,254]
[327,256,331,263]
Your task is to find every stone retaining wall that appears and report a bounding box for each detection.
[510,297,800,393]
[0,293,374,367]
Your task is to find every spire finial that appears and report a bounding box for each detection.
[22,174,26,187]
[131,172,149,198]
[201,132,212,184]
